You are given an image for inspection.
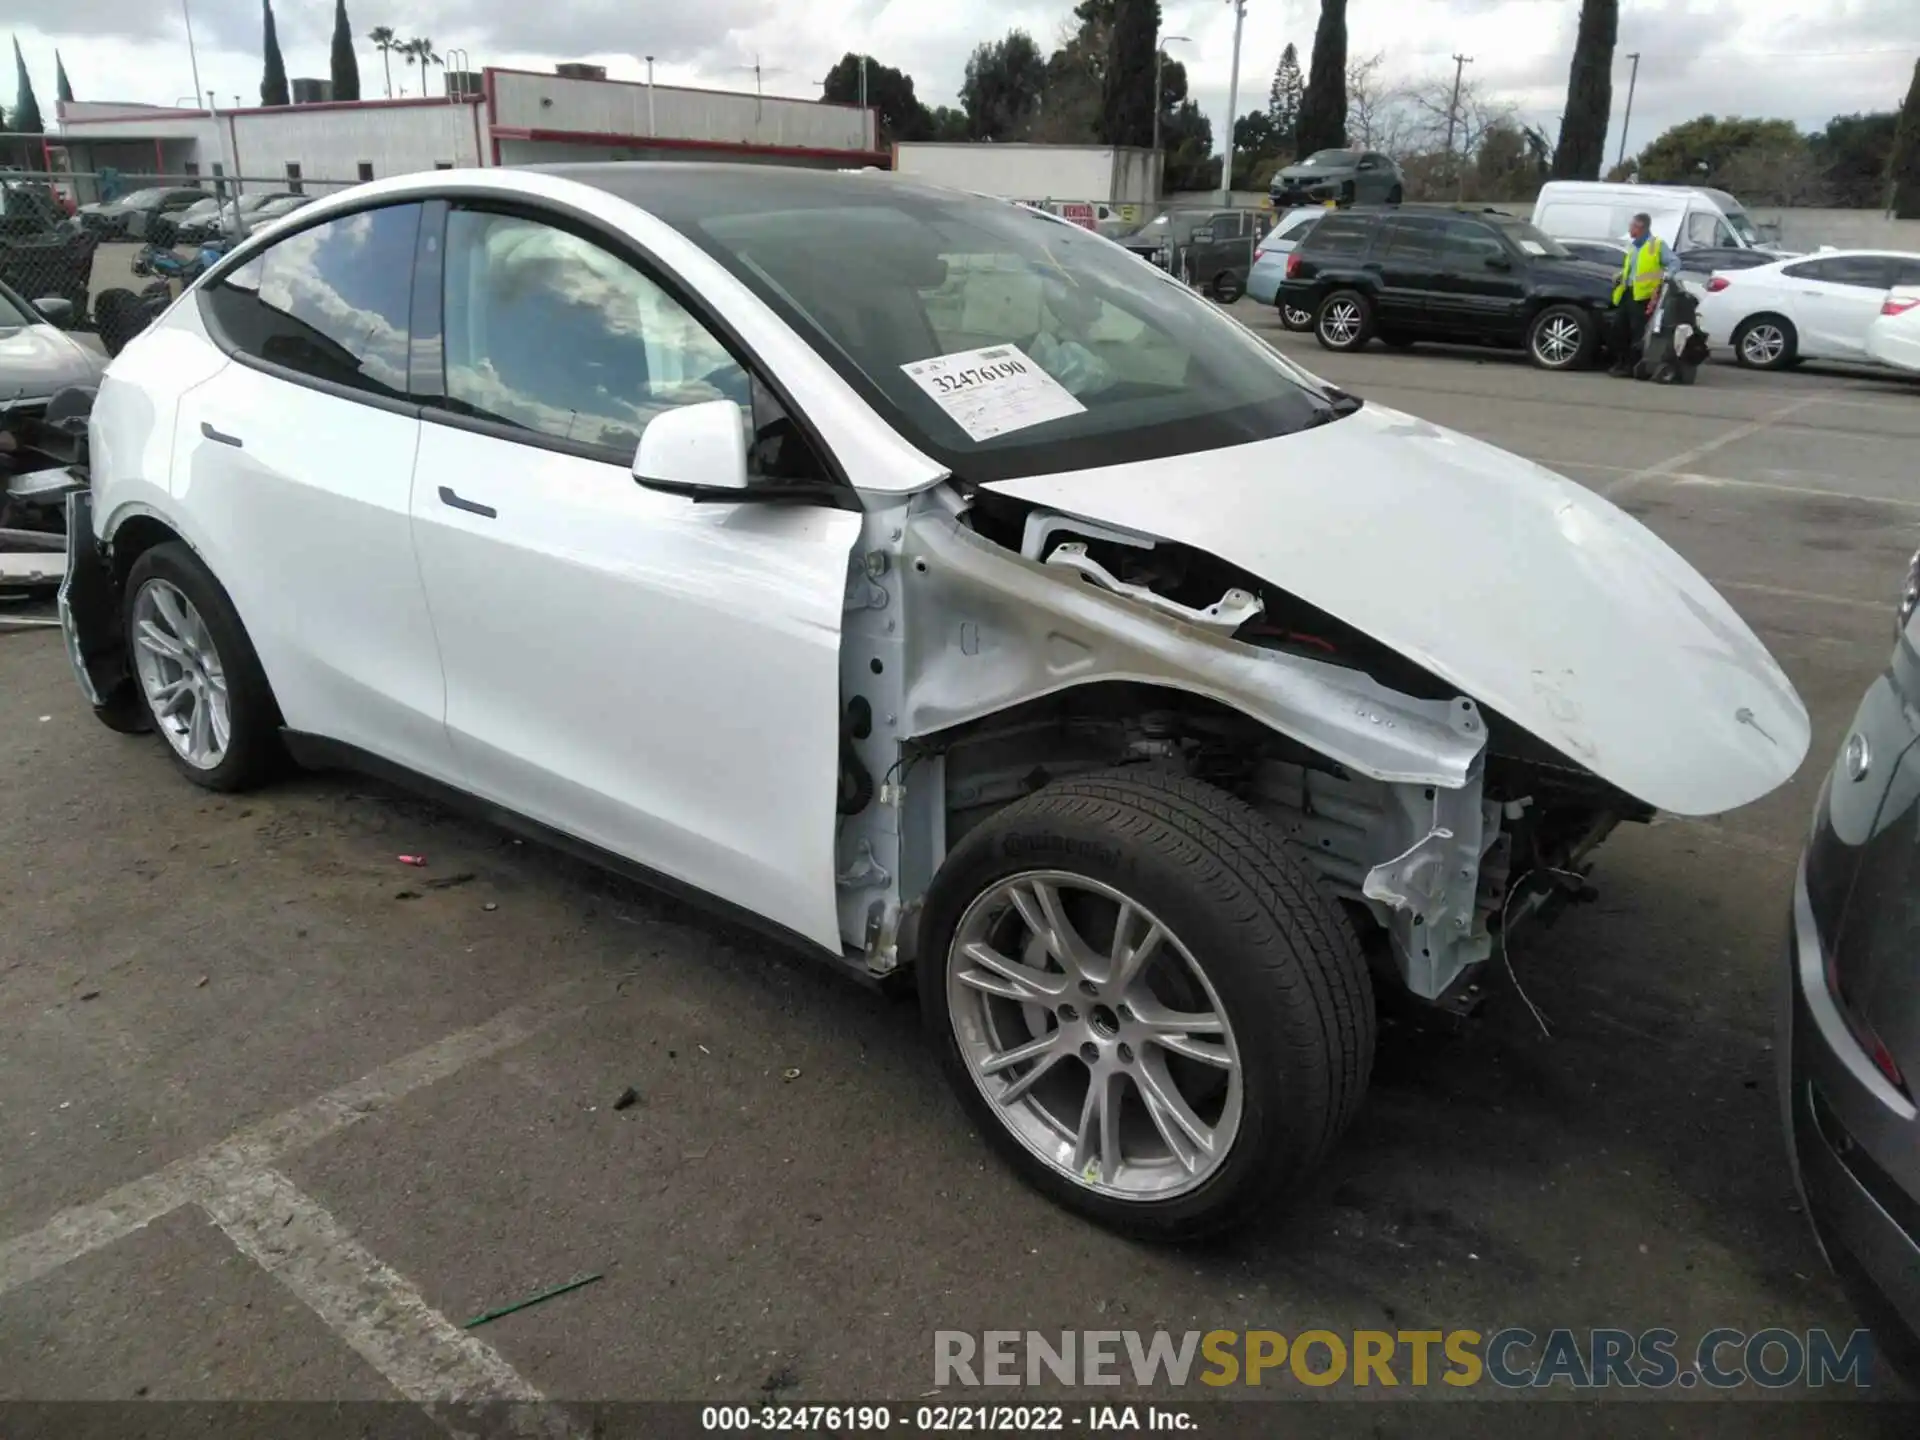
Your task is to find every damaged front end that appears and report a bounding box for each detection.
[833,483,1641,1005]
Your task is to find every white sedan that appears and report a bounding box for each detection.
[54,166,1808,1238]
[1866,287,1920,374]
[1699,248,1920,369]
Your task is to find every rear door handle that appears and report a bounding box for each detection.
[200,421,243,448]
[438,485,496,519]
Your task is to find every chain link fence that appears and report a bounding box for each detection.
[1,170,363,335]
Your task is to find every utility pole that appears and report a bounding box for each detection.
[1443,53,1472,157]
[1444,53,1472,198]
[1153,35,1190,156]
[645,55,655,136]
[1220,0,1248,205]
[1616,51,1642,171]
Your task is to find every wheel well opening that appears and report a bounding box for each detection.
[925,681,1338,851]
[109,516,183,592]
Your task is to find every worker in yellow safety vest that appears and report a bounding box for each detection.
[1608,212,1680,377]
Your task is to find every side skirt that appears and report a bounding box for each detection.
[278,731,884,991]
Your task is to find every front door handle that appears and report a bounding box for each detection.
[438,485,496,519]
[200,421,243,448]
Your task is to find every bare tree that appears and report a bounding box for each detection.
[1344,52,1406,151]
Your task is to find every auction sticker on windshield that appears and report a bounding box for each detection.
[901,345,1087,442]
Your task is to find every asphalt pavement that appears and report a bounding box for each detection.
[3,313,1918,1435]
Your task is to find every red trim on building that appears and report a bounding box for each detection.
[59,95,481,125]
[488,126,889,166]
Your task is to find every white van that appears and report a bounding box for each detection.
[1531,182,1780,254]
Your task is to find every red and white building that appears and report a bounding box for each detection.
[46,65,884,196]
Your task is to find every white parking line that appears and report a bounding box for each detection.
[0,979,591,1298]
[201,1166,569,1432]
[1543,460,1920,511]
[1718,580,1887,613]
[1599,396,1825,500]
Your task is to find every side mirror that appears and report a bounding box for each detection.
[33,296,75,327]
[1483,253,1513,271]
[632,399,750,500]
[1356,159,1377,171]
[1191,227,1215,244]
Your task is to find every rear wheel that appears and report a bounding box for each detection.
[1385,184,1404,205]
[1279,304,1314,332]
[1527,303,1598,371]
[1733,314,1797,370]
[1210,270,1243,303]
[1315,290,1374,352]
[124,543,282,791]
[919,769,1374,1240]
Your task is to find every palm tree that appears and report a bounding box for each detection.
[367,25,397,98]
[401,36,441,96]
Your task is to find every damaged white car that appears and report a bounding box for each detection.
[55,166,1810,1238]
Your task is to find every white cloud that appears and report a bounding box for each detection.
[5,0,1914,160]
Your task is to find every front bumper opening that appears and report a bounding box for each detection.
[56,490,127,706]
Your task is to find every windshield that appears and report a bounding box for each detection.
[116,188,170,207]
[0,283,34,326]
[1299,150,1359,168]
[663,183,1332,481]
[1722,207,1762,246]
[1495,217,1572,259]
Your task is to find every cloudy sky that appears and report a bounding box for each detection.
[4,0,1915,158]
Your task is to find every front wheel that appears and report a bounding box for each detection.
[1527,303,1598,371]
[918,769,1374,1240]
[1210,270,1243,304]
[1315,290,1373,352]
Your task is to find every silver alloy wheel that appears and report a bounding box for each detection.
[1283,305,1313,329]
[1320,300,1361,346]
[947,871,1243,1201]
[130,578,230,770]
[1533,312,1584,367]
[1741,322,1786,366]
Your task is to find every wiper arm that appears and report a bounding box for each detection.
[1302,386,1365,427]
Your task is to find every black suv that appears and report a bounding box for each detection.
[1278,205,1620,370]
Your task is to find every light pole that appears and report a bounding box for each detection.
[645,55,656,136]
[1153,35,1191,156]
[1616,51,1642,171]
[1220,0,1247,204]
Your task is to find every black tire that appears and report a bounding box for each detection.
[917,768,1374,1241]
[1279,303,1315,332]
[1211,270,1243,303]
[122,542,282,792]
[1732,313,1797,371]
[1315,289,1374,352]
[1526,303,1598,371]
[1385,185,1404,205]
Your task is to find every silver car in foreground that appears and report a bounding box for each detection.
[1783,549,1920,1377]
